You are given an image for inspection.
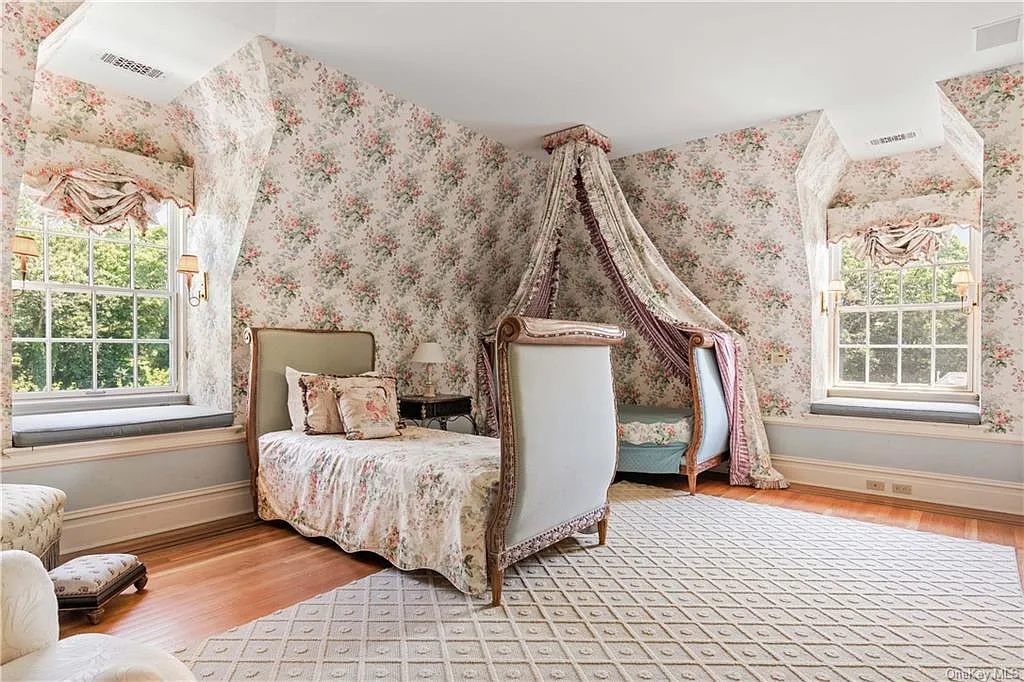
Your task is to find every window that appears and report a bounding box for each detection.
[11,192,181,399]
[829,226,979,398]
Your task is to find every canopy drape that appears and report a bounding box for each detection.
[479,125,787,490]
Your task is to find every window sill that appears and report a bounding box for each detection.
[11,405,234,448]
[1,425,245,471]
[809,397,981,425]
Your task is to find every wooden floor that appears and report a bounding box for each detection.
[62,476,1024,651]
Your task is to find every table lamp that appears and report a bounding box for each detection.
[411,342,444,397]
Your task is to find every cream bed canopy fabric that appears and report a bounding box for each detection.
[478,125,786,490]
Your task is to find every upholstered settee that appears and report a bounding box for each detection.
[0,550,195,682]
[1,484,66,569]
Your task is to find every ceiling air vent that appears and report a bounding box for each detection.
[99,52,165,79]
[868,131,918,147]
[975,16,1022,51]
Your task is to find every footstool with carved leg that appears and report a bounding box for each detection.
[49,553,148,624]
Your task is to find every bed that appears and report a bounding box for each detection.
[244,327,500,595]
[614,334,730,494]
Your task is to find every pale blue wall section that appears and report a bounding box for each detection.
[3,441,250,512]
[766,423,1024,483]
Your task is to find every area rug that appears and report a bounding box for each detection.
[176,482,1023,681]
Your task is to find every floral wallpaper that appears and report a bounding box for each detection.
[175,37,547,421]
[830,144,980,207]
[0,1,80,448]
[170,39,276,411]
[554,114,821,415]
[940,64,1024,434]
[30,69,187,165]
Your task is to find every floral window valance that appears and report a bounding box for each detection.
[826,188,981,266]
[21,133,194,233]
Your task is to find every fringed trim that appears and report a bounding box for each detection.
[751,469,790,490]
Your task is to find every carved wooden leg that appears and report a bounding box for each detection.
[134,573,149,591]
[687,472,696,496]
[597,517,608,546]
[86,607,105,625]
[490,565,504,607]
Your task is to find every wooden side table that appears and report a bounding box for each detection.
[399,394,477,434]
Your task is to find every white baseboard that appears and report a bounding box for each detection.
[772,455,1024,516]
[62,481,253,554]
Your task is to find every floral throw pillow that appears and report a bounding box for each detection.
[336,381,400,440]
[298,373,394,435]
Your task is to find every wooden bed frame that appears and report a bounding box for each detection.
[680,334,731,495]
[243,326,376,508]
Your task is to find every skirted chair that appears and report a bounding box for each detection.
[1,484,66,569]
[0,550,195,682]
[486,316,625,606]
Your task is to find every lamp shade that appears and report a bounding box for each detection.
[951,269,972,286]
[11,234,39,258]
[411,342,444,364]
[827,279,846,293]
[176,254,200,275]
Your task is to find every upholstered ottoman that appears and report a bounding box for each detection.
[0,484,66,569]
[50,553,148,624]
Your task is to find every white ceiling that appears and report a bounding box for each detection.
[39,2,1023,159]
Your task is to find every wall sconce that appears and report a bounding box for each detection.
[11,234,40,294]
[411,342,445,397]
[952,268,980,315]
[176,254,208,307]
[820,279,845,316]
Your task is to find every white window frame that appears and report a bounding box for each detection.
[12,201,187,407]
[827,228,981,404]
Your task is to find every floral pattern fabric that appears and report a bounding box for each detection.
[0,484,66,570]
[257,427,499,595]
[617,417,692,446]
[49,553,139,596]
[337,384,401,440]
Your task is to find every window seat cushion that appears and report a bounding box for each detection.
[809,397,981,425]
[11,405,235,447]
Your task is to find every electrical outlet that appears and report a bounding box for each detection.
[892,483,912,495]
[866,480,886,492]
[769,351,787,366]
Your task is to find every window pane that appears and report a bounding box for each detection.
[937,227,970,264]
[96,294,133,339]
[842,271,867,305]
[935,310,968,346]
[134,247,167,290]
[93,241,131,288]
[10,232,43,282]
[97,343,134,388]
[936,266,964,303]
[48,235,89,284]
[12,342,46,392]
[138,343,170,387]
[839,312,866,344]
[841,240,868,271]
[935,348,968,387]
[137,223,168,247]
[51,292,92,338]
[137,297,169,339]
[868,348,897,384]
[901,310,932,345]
[901,348,932,385]
[869,311,898,345]
[902,267,933,304]
[51,342,92,390]
[839,348,866,383]
[13,290,45,338]
[49,214,90,234]
[870,270,899,305]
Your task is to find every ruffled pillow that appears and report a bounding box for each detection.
[298,372,392,435]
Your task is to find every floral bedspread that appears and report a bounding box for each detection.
[257,427,499,595]
[617,417,693,446]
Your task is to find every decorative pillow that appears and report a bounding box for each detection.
[299,373,397,435]
[336,380,401,440]
[285,367,314,432]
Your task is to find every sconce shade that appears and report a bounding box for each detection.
[827,279,846,293]
[176,254,200,275]
[11,234,39,258]
[411,342,444,364]
[951,269,972,286]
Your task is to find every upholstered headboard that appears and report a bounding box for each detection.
[243,327,375,503]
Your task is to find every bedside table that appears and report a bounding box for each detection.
[400,394,477,434]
